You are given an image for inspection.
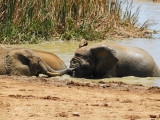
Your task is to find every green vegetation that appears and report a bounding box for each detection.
[0,0,146,44]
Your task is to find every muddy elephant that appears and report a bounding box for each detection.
[33,50,67,70]
[69,39,160,78]
[0,47,71,77]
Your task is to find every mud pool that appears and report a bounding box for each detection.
[1,0,160,87]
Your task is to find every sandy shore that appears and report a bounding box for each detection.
[0,75,160,120]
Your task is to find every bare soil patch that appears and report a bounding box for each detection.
[0,75,160,120]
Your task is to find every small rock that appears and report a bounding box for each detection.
[106,84,111,87]
[85,83,90,86]
[56,112,68,117]
[19,89,25,91]
[115,98,120,101]
[73,112,80,116]
[104,103,109,107]
[99,84,107,88]
[128,109,133,111]
[121,99,132,103]
[91,104,99,106]
[150,114,157,118]
[99,81,105,84]
[89,84,95,87]
[94,84,99,87]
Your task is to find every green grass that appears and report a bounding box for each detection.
[0,0,145,44]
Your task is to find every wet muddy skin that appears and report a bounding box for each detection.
[2,39,160,87]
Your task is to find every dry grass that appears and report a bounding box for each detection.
[0,0,146,44]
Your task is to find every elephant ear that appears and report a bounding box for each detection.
[5,49,37,76]
[79,39,88,48]
[90,45,118,77]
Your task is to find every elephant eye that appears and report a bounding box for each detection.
[71,58,81,65]
[76,53,83,57]
[77,55,88,60]
[71,59,78,64]
[72,61,76,64]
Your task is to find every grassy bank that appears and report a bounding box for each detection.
[0,0,146,44]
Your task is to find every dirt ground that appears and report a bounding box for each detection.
[0,75,160,120]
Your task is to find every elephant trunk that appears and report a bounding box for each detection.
[46,68,72,77]
[39,60,72,77]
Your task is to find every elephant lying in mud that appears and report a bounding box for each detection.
[33,49,67,70]
[0,47,71,77]
[69,39,160,78]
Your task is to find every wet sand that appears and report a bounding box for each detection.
[0,75,160,120]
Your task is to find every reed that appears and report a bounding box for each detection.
[0,0,145,44]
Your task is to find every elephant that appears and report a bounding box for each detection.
[0,47,72,77]
[33,50,67,70]
[69,39,160,78]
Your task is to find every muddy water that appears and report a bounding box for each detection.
[1,0,160,87]
[3,39,160,87]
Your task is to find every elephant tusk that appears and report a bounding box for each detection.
[46,71,60,76]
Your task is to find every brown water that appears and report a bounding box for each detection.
[1,0,160,87]
[2,39,160,87]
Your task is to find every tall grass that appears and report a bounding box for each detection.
[0,0,144,44]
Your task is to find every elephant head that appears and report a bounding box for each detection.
[1,47,71,77]
[70,40,118,78]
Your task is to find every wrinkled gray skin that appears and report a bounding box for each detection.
[0,47,72,77]
[70,40,160,78]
